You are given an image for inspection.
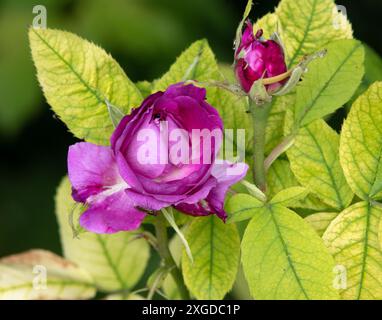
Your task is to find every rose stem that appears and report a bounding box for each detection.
[154,213,190,300]
[250,99,272,192]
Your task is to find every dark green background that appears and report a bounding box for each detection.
[0,0,381,257]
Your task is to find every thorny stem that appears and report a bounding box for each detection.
[154,213,190,300]
[250,99,272,192]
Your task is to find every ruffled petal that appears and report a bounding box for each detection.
[67,142,122,202]
[79,190,146,234]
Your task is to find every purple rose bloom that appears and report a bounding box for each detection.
[68,83,248,234]
[235,21,288,93]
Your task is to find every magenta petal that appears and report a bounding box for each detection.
[124,189,170,211]
[164,83,207,102]
[206,161,249,221]
[68,142,121,202]
[79,191,146,234]
[174,202,211,217]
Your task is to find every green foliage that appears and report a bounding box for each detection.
[323,202,382,299]
[276,0,353,67]
[349,44,382,105]
[0,250,96,300]
[340,82,382,200]
[23,0,382,301]
[29,28,142,145]
[153,39,218,91]
[182,216,240,300]
[287,119,353,210]
[241,204,339,299]
[55,177,150,292]
[270,187,308,207]
[304,212,339,236]
[226,193,265,223]
[267,159,332,211]
[294,40,364,127]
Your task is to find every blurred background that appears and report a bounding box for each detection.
[0,0,381,258]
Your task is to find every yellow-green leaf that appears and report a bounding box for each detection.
[153,39,219,91]
[0,250,96,300]
[254,13,279,39]
[323,201,382,299]
[242,205,339,299]
[225,193,265,223]
[267,159,331,211]
[29,28,142,145]
[276,0,353,68]
[294,40,364,127]
[182,216,240,300]
[55,177,150,292]
[270,187,309,207]
[340,82,382,200]
[288,119,353,210]
[305,212,339,236]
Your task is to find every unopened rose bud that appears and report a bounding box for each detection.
[234,21,288,93]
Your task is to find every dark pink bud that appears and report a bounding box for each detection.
[235,21,288,93]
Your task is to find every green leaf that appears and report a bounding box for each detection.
[267,159,331,211]
[304,212,339,236]
[55,177,150,292]
[135,80,153,98]
[254,13,279,39]
[340,82,382,200]
[242,205,339,299]
[323,201,382,299]
[0,250,96,300]
[270,187,309,207]
[182,216,240,300]
[225,193,265,223]
[294,40,364,127]
[153,39,219,91]
[276,0,353,68]
[29,28,142,145]
[349,44,382,105]
[287,119,353,210]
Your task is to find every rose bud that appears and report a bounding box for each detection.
[67,83,248,234]
[234,21,288,93]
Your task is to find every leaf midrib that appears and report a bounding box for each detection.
[305,126,345,209]
[297,42,361,126]
[287,0,318,68]
[356,202,371,300]
[96,235,127,290]
[268,206,310,299]
[31,29,104,105]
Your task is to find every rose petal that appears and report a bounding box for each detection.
[79,190,146,234]
[206,161,249,221]
[68,142,122,202]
